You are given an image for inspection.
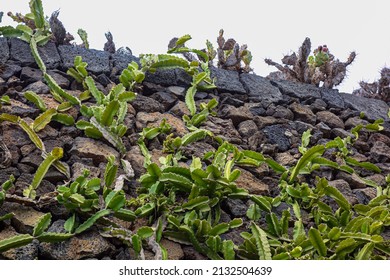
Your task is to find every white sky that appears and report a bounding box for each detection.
[2,0,390,93]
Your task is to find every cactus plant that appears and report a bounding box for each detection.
[104,31,116,53]
[352,67,390,102]
[265,37,356,89]
[216,29,252,73]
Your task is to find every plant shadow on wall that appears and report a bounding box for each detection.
[0,0,389,260]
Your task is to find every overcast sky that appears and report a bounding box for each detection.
[2,0,390,93]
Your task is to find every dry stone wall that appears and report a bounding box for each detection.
[0,38,389,259]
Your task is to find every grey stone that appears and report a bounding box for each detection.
[47,70,70,88]
[370,141,390,163]
[160,239,184,260]
[331,128,354,139]
[14,173,56,197]
[96,73,111,86]
[71,162,101,180]
[335,172,366,189]
[9,39,60,69]
[235,168,269,195]
[125,146,146,178]
[132,95,164,113]
[70,137,120,165]
[144,69,177,86]
[0,37,9,63]
[275,152,296,166]
[181,142,216,159]
[23,80,50,94]
[245,103,266,116]
[170,101,191,117]
[220,95,245,107]
[316,111,345,129]
[315,122,332,138]
[1,121,34,147]
[341,93,389,121]
[262,124,292,152]
[20,66,43,83]
[203,117,242,144]
[174,68,192,86]
[0,64,22,80]
[254,116,287,129]
[321,88,345,109]
[382,121,390,138]
[111,50,139,75]
[273,105,294,120]
[310,98,327,112]
[151,91,178,111]
[344,116,368,129]
[167,86,186,97]
[0,167,20,185]
[240,73,283,104]
[271,79,321,99]
[353,188,377,204]
[210,66,246,94]
[368,133,390,147]
[58,45,110,74]
[223,198,247,217]
[218,104,253,126]
[289,102,317,125]
[238,120,258,138]
[0,99,39,118]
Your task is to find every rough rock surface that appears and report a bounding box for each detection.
[0,38,389,260]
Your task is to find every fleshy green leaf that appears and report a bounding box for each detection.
[24,147,63,199]
[33,108,56,132]
[44,73,80,105]
[185,85,197,116]
[222,240,235,260]
[75,209,111,234]
[32,213,51,237]
[52,113,74,126]
[29,0,45,29]
[137,226,154,239]
[24,91,47,111]
[356,242,375,260]
[37,232,74,242]
[289,145,325,183]
[0,234,34,252]
[250,222,272,260]
[101,100,120,126]
[308,228,327,257]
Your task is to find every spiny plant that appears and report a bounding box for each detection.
[353,67,390,102]
[104,31,116,53]
[77,28,89,49]
[23,147,64,199]
[216,29,252,73]
[0,212,73,253]
[56,155,137,235]
[0,113,70,178]
[70,56,136,155]
[166,35,217,110]
[265,37,356,89]
[0,175,15,207]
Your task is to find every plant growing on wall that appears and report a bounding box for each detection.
[353,67,390,102]
[216,29,252,73]
[265,37,356,89]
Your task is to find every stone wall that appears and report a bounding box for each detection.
[0,38,389,259]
